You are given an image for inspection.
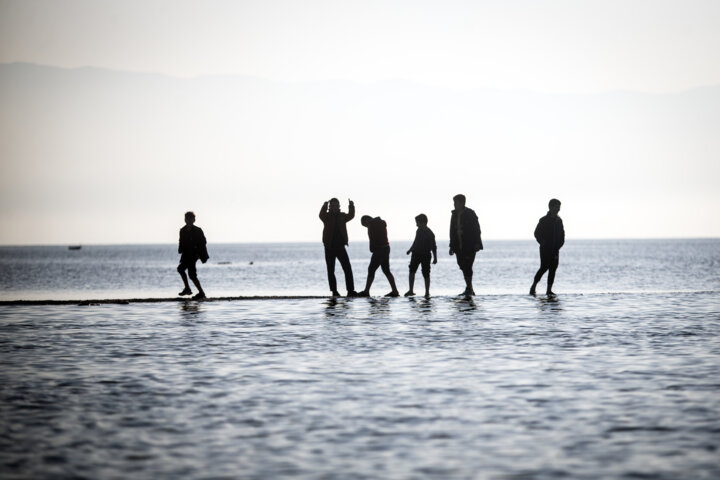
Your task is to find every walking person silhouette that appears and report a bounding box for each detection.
[449,194,483,297]
[319,198,357,297]
[530,198,565,296]
[358,215,400,297]
[177,211,208,300]
[405,214,437,298]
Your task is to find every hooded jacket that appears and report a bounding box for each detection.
[534,213,565,251]
[365,217,390,252]
[179,224,209,263]
[449,207,483,253]
[320,202,355,247]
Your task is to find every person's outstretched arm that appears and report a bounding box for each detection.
[346,199,355,221]
[407,232,417,255]
[319,201,328,221]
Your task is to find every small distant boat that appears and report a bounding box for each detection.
[68,245,82,250]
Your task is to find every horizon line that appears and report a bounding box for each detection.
[3,61,719,96]
[1,236,718,248]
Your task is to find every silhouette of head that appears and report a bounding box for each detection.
[361,215,372,227]
[329,198,340,213]
[453,194,466,210]
[548,198,561,215]
[415,214,428,227]
[184,211,195,225]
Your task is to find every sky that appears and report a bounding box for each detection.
[1,0,719,244]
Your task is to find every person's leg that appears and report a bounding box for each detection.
[380,248,399,295]
[187,261,205,298]
[361,252,381,294]
[546,251,559,295]
[335,246,355,294]
[421,256,431,297]
[531,248,550,295]
[455,253,465,294]
[461,251,476,294]
[407,270,416,296]
[178,262,192,295]
[324,247,339,294]
[406,256,419,296]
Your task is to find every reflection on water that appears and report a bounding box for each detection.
[451,295,478,314]
[367,297,392,317]
[179,300,205,320]
[1,292,719,479]
[407,297,434,317]
[324,297,350,319]
[536,294,564,315]
[180,300,203,314]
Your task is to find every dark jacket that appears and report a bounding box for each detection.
[409,227,437,256]
[449,207,483,253]
[366,217,389,253]
[319,202,355,247]
[534,213,565,251]
[179,225,209,263]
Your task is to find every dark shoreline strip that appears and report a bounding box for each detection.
[0,296,327,306]
[1,290,717,307]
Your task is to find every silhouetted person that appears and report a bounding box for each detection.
[449,194,483,296]
[319,198,357,297]
[405,214,437,298]
[177,211,209,300]
[358,215,400,297]
[530,198,565,296]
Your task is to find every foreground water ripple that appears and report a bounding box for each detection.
[1,293,719,479]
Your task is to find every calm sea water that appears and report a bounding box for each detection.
[1,240,719,479]
[1,239,719,299]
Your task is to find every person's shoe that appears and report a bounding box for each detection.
[546,290,556,296]
[357,290,370,297]
[385,290,400,297]
[346,290,359,297]
[178,288,192,296]
[192,292,206,300]
[331,290,342,297]
[424,292,431,299]
[529,286,536,296]
[404,290,415,297]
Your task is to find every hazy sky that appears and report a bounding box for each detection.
[1,0,719,244]
[3,0,720,93]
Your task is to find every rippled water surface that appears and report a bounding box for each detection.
[2,293,719,479]
[1,239,719,299]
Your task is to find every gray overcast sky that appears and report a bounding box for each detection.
[0,0,719,244]
[2,0,720,92]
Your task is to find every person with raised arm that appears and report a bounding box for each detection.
[319,198,358,297]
